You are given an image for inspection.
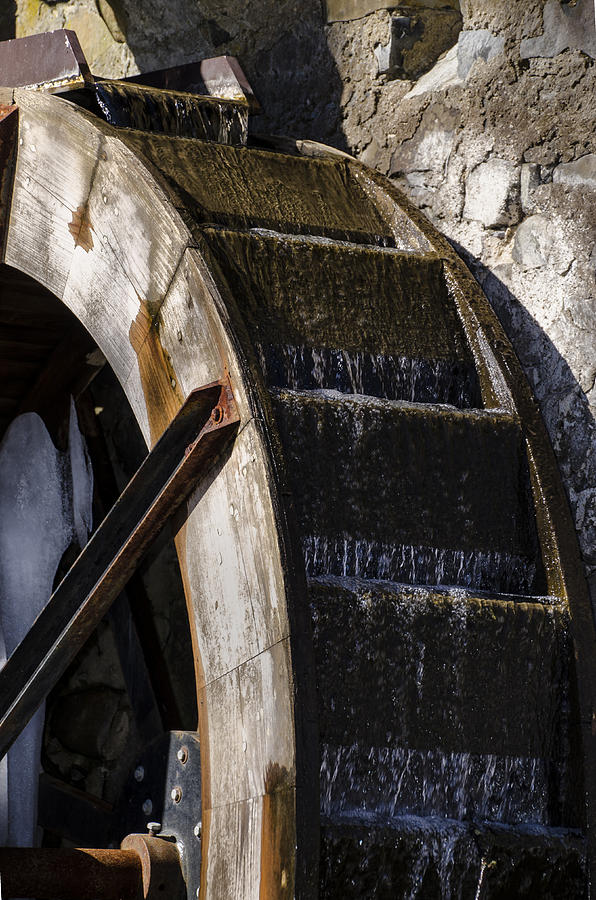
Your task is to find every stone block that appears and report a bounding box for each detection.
[402,43,462,99]
[325,0,459,23]
[374,10,461,81]
[512,214,564,270]
[520,0,596,60]
[463,158,521,227]
[553,154,596,190]
[457,28,505,79]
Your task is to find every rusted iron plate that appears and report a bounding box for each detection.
[0,847,142,899]
[0,381,239,760]
[0,105,17,263]
[117,731,202,893]
[0,30,92,92]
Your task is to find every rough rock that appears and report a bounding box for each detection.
[553,155,596,190]
[402,43,462,98]
[520,163,542,215]
[464,158,521,227]
[325,0,460,24]
[457,28,505,79]
[374,9,462,80]
[520,0,596,60]
[512,215,552,269]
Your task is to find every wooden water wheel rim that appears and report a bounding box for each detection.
[0,87,593,897]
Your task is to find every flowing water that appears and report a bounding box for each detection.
[256,343,481,408]
[94,81,247,144]
[303,534,538,594]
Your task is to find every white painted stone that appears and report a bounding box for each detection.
[457,29,505,79]
[553,154,596,190]
[520,0,596,60]
[463,158,521,228]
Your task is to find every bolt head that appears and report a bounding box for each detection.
[177,747,188,765]
[171,786,182,804]
[193,822,202,839]
[134,766,145,782]
[147,822,162,835]
[142,798,153,816]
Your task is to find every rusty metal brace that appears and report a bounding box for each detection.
[0,832,186,898]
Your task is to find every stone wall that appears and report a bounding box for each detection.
[325,0,596,600]
[4,0,595,600]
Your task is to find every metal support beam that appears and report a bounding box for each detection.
[0,380,239,760]
[0,847,142,899]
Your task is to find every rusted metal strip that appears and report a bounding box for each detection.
[0,30,92,92]
[122,54,260,112]
[0,380,239,760]
[0,847,142,899]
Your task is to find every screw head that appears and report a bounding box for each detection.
[170,786,182,804]
[147,822,162,835]
[134,766,145,782]
[193,821,202,839]
[177,747,188,765]
[142,798,153,816]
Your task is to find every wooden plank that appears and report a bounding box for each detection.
[4,91,105,298]
[0,382,239,759]
[17,326,102,426]
[204,640,295,809]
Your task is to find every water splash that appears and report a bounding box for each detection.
[320,743,551,825]
[257,342,481,408]
[303,534,538,594]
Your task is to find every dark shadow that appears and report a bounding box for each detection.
[111,0,347,149]
[451,239,596,606]
[0,3,15,42]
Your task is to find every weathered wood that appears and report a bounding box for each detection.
[4,91,191,389]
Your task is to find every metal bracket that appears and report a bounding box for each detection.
[117,731,202,898]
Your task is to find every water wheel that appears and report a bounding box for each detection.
[0,41,594,899]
